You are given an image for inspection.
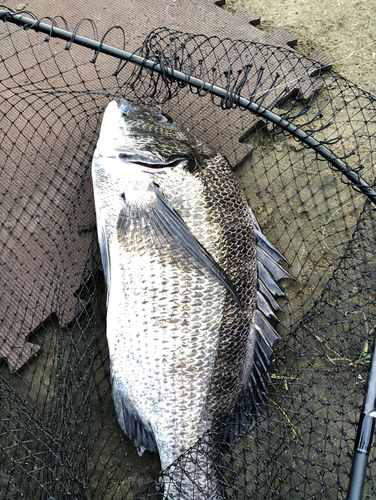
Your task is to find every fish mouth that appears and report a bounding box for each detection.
[118,153,190,171]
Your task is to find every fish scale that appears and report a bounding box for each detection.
[92,99,292,499]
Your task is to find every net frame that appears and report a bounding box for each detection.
[0,8,376,500]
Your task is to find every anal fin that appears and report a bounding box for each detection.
[111,372,158,454]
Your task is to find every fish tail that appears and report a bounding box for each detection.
[161,436,225,500]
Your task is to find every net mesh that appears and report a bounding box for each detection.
[1,11,376,499]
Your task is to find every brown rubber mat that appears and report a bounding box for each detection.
[0,2,330,371]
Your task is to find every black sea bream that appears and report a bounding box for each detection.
[91,99,291,499]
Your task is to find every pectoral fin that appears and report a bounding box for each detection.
[149,182,242,310]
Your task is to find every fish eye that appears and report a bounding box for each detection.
[154,113,173,126]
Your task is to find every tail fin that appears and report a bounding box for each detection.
[161,434,225,500]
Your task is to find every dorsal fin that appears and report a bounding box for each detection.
[247,211,293,409]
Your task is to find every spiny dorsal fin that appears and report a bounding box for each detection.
[246,210,293,410]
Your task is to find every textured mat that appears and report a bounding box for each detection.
[0,2,330,370]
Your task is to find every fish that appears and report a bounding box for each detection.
[91,98,292,499]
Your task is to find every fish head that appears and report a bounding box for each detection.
[95,98,215,175]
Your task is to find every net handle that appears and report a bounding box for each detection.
[347,333,376,500]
